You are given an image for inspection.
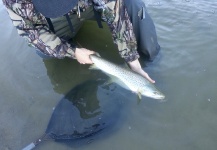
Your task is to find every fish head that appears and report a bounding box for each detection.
[140,87,165,100]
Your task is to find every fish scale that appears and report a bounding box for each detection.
[90,54,165,100]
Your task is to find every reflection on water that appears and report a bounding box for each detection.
[22,80,127,149]
[1,0,217,150]
[42,58,92,94]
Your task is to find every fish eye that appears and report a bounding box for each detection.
[153,91,158,95]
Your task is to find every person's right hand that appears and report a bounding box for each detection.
[128,59,155,83]
[74,48,95,64]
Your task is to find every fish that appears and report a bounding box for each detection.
[89,54,165,100]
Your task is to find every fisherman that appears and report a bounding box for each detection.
[2,0,160,83]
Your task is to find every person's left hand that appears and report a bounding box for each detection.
[127,59,155,83]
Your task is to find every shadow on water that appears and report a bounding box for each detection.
[23,79,130,149]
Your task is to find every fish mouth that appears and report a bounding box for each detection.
[155,95,165,100]
[150,92,166,100]
[143,93,165,100]
[148,93,165,100]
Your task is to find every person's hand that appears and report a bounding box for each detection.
[128,59,155,83]
[75,48,95,64]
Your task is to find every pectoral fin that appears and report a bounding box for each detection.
[137,91,142,104]
[89,64,98,70]
[103,78,113,86]
[137,92,142,100]
[137,89,142,100]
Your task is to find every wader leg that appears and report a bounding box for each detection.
[124,0,160,60]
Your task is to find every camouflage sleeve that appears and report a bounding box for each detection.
[2,0,75,59]
[93,0,140,62]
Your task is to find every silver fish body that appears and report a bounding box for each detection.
[90,54,165,100]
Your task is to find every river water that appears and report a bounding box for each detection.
[0,0,217,150]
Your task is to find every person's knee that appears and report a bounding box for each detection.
[124,0,147,17]
[124,0,146,9]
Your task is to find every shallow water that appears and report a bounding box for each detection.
[1,0,217,150]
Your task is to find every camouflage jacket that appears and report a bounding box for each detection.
[2,0,139,62]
